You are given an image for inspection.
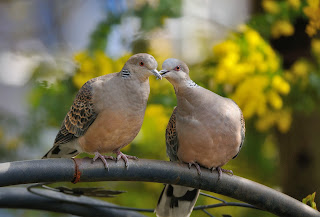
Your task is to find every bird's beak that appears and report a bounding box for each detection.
[151,69,162,80]
[159,70,169,77]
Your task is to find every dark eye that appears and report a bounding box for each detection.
[139,61,144,66]
[174,66,180,71]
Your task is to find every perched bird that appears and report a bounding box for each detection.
[155,58,245,217]
[42,53,162,169]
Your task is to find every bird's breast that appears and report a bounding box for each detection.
[176,104,242,168]
[78,108,145,153]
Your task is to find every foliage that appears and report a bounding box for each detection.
[302,192,318,210]
[210,26,291,133]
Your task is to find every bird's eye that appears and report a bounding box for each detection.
[139,61,144,66]
[174,66,180,71]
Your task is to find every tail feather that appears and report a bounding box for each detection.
[155,184,200,217]
[42,144,79,159]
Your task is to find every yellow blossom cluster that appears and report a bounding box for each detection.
[311,38,320,59]
[288,0,301,9]
[212,26,291,132]
[285,59,311,86]
[271,20,295,38]
[262,0,280,14]
[303,0,320,36]
[72,51,132,89]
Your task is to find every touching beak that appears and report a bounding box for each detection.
[159,70,169,77]
[151,69,162,80]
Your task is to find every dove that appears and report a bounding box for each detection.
[42,53,162,170]
[155,58,245,217]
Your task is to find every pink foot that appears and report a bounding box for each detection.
[115,151,138,168]
[188,162,202,175]
[92,152,114,171]
[213,167,233,180]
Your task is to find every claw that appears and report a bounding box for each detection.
[115,151,138,169]
[214,167,233,180]
[188,162,202,175]
[92,152,113,171]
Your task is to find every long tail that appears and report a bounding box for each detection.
[155,184,200,217]
[42,144,79,159]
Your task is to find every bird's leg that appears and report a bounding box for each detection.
[188,162,202,175]
[114,150,138,168]
[213,167,233,180]
[92,152,114,170]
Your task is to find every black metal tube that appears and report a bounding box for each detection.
[0,187,146,217]
[0,158,319,217]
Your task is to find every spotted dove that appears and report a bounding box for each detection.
[155,58,245,217]
[42,53,161,169]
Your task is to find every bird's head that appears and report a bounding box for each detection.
[124,53,162,80]
[160,58,190,85]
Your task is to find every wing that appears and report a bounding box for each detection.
[233,106,245,159]
[54,78,98,145]
[166,107,179,162]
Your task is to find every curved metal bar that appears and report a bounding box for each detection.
[26,183,155,213]
[194,202,260,210]
[199,192,227,203]
[0,187,146,217]
[0,158,319,217]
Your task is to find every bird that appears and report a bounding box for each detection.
[42,53,162,170]
[155,58,245,217]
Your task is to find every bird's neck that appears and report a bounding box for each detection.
[174,79,199,95]
[174,79,201,113]
[120,68,150,83]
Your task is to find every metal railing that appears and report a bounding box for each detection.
[0,158,319,217]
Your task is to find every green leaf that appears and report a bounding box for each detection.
[302,192,318,211]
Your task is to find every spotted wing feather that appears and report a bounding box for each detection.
[54,78,98,145]
[42,78,98,159]
[166,107,179,162]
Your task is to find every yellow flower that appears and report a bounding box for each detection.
[287,0,301,9]
[271,20,295,38]
[255,112,276,132]
[221,53,239,69]
[255,109,292,133]
[81,59,95,74]
[215,68,227,83]
[213,40,239,57]
[247,52,264,70]
[268,90,283,109]
[262,0,280,14]
[291,60,309,77]
[307,0,319,8]
[72,72,92,89]
[272,75,290,95]
[276,109,292,133]
[303,0,320,36]
[245,29,262,48]
[73,51,88,63]
[311,39,320,56]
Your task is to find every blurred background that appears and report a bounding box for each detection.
[0,0,319,216]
